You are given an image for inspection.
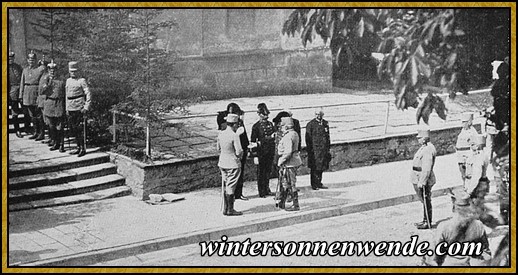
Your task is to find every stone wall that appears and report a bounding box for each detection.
[170,47,332,100]
[110,125,479,200]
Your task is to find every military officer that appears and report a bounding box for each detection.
[305,108,331,190]
[455,112,480,186]
[8,51,24,138]
[19,51,46,140]
[219,103,250,201]
[423,190,491,266]
[411,128,437,230]
[276,117,303,211]
[464,134,490,197]
[66,61,91,157]
[217,113,244,216]
[251,103,276,198]
[41,60,66,152]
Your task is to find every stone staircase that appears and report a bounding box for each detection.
[8,151,133,212]
[8,110,133,212]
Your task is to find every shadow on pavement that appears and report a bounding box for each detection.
[8,199,117,234]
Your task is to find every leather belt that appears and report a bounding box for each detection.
[24,83,39,86]
[413,166,422,172]
[67,94,85,100]
[456,147,470,151]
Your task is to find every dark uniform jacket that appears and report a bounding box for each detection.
[19,65,46,106]
[305,118,331,171]
[41,74,66,118]
[9,63,23,101]
[251,119,276,157]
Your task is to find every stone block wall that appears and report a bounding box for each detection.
[111,125,478,200]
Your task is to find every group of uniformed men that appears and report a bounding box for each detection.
[216,103,331,216]
[8,51,91,157]
[412,112,510,266]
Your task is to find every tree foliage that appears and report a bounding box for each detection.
[282,8,509,125]
[30,9,199,145]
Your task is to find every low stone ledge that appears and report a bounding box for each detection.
[109,124,478,200]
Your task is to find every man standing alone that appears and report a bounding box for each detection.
[411,128,437,230]
[305,108,331,190]
[66,61,91,157]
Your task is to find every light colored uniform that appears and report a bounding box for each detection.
[429,218,491,266]
[20,65,46,106]
[65,77,91,111]
[411,143,437,187]
[455,127,479,164]
[217,127,243,195]
[465,150,489,196]
[277,129,302,189]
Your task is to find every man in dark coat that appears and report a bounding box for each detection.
[19,51,46,140]
[8,51,24,138]
[41,60,66,152]
[251,103,275,197]
[305,108,331,190]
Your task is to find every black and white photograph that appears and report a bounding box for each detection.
[4,3,513,270]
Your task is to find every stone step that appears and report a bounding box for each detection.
[9,163,118,191]
[8,174,126,204]
[9,152,110,178]
[8,185,133,212]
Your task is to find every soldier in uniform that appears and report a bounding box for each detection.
[276,117,303,211]
[251,103,276,198]
[66,61,91,157]
[41,60,66,152]
[464,134,490,198]
[411,128,436,230]
[8,51,24,138]
[305,108,331,190]
[19,51,46,140]
[217,114,244,216]
[455,112,479,186]
[423,190,491,266]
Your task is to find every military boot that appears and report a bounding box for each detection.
[224,194,242,216]
[50,129,61,151]
[285,191,300,211]
[276,190,286,209]
[47,128,55,147]
[59,131,66,153]
[28,120,39,139]
[222,193,228,215]
[35,121,45,141]
[78,144,86,157]
[417,204,432,229]
[12,115,23,138]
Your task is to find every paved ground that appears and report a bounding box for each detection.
[8,146,496,266]
[92,195,507,267]
[119,89,492,161]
